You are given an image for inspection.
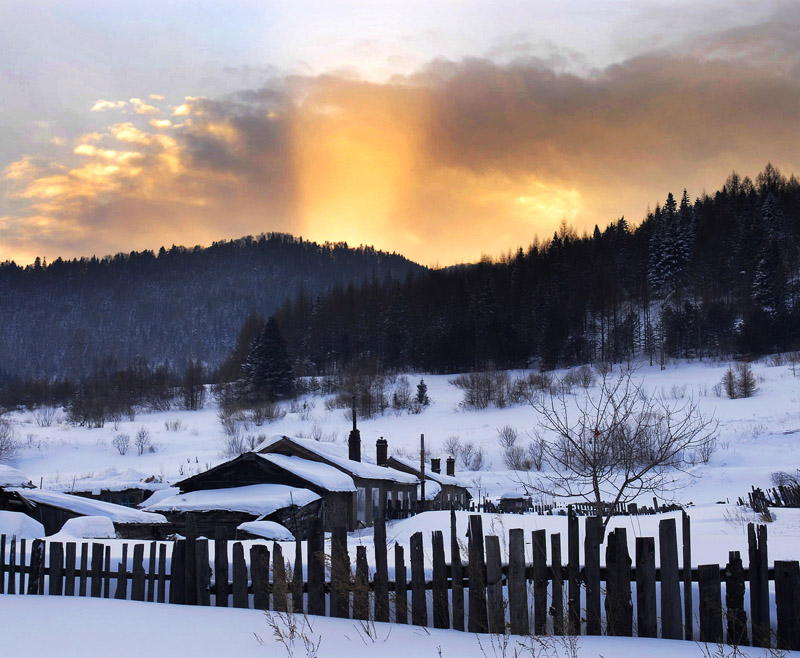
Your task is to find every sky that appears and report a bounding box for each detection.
[1,1,799,267]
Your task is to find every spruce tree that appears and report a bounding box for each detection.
[243,316,294,401]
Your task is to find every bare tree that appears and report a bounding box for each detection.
[0,418,19,462]
[521,367,717,534]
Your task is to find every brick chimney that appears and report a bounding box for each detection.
[446,456,455,476]
[376,437,388,466]
[430,458,441,474]
[348,396,361,462]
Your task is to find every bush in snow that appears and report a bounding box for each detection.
[0,418,19,462]
[735,361,758,398]
[135,427,152,455]
[112,433,130,455]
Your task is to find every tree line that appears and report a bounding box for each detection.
[265,164,800,376]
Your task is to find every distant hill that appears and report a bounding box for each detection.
[0,233,423,378]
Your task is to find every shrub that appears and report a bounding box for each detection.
[0,419,19,462]
[135,427,152,456]
[112,434,130,455]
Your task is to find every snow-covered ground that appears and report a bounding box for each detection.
[0,595,794,658]
[4,359,800,515]
[2,359,800,654]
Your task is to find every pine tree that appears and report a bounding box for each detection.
[415,379,430,407]
[243,316,294,401]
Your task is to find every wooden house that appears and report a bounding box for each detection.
[0,487,169,538]
[144,483,322,540]
[386,456,472,511]
[256,434,419,529]
[62,468,170,508]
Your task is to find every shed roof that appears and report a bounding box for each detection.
[256,435,418,484]
[144,483,320,518]
[7,488,168,524]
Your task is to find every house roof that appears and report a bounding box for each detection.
[52,468,169,495]
[0,464,33,488]
[388,456,471,489]
[255,435,419,485]
[237,520,295,541]
[144,483,320,518]
[255,453,356,492]
[7,488,168,525]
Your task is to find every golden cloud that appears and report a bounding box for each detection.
[3,23,800,265]
[90,100,128,112]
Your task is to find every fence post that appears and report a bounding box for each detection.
[698,564,722,643]
[103,545,111,598]
[231,542,248,608]
[584,516,601,635]
[659,518,682,640]
[157,543,167,603]
[184,514,198,605]
[508,528,529,635]
[146,542,156,602]
[749,523,770,648]
[49,541,63,596]
[485,535,503,634]
[307,517,325,616]
[214,527,228,607]
[410,531,427,626]
[467,515,488,633]
[18,537,27,595]
[26,539,44,595]
[7,536,16,595]
[605,528,632,636]
[551,533,564,635]
[432,530,449,629]
[532,529,548,635]
[353,545,369,621]
[395,542,408,624]
[251,544,270,611]
[682,511,693,640]
[79,542,89,597]
[374,517,389,622]
[196,538,210,606]
[63,541,77,597]
[131,543,146,601]
[567,507,580,634]
[272,542,288,613]
[725,550,748,646]
[636,536,657,638]
[170,541,185,604]
[0,534,5,594]
[774,560,800,650]
[90,543,103,598]
[292,536,303,614]
[451,508,465,631]
[330,525,350,619]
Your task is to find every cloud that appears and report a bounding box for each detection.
[3,19,800,266]
[90,100,128,112]
[129,98,160,115]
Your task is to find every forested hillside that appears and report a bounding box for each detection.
[0,234,421,379]
[272,165,800,374]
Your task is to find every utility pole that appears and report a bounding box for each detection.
[419,433,426,513]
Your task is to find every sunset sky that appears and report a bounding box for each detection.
[1,1,799,266]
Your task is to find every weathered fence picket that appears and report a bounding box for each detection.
[659,518,682,639]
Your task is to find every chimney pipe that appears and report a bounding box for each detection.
[348,396,361,462]
[376,437,388,467]
[446,456,455,477]
[430,458,441,474]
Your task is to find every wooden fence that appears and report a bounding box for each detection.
[1,511,799,649]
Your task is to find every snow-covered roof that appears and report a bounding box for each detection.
[500,490,527,500]
[7,488,168,524]
[50,516,117,540]
[144,484,320,517]
[0,464,33,488]
[419,479,442,501]
[237,520,295,541]
[53,468,169,495]
[255,453,357,492]
[139,487,181,509]
[256,435,419,484]
[390,456,471,488]
[0,510,44,539]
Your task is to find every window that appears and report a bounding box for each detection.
[357,488,366,524]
